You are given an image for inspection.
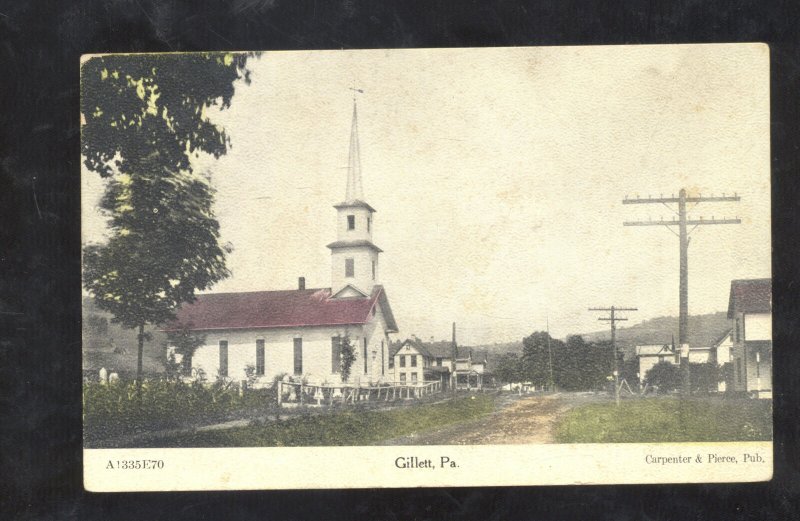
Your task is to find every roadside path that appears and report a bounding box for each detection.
[381,393,581,445]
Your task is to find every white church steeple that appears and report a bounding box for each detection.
[327,97,382,298]
[345,102,364,202]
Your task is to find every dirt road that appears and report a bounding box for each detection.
[382,392,589,445]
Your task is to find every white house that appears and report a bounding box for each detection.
[390,339,455,388]
[635,344,678,384]
[635,333,732,391]
[711,329,734,392]
[165,100,398,386]
[390,338,490,390]
[728,278,772,398]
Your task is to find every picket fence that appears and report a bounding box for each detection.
[277,380,443,407]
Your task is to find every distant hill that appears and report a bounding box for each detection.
[581,311,732,358]
[462,312,731,362]
[82,296,167,375]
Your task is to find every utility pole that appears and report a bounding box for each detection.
[546,316,554,393]
[451,322,457,393]
[589,306,637,407]
[623,189,740,395]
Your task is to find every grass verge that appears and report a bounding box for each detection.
[554,397,772,443]
[143,393,497,447]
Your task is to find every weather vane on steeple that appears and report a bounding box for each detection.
[349,84,364,102]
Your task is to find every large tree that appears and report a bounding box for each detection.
[81,53,251,392]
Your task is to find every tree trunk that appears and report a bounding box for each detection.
[136,323,145,397]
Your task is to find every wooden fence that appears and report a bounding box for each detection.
[277,380,443,407]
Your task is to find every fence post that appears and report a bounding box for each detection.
[277,380,283,407]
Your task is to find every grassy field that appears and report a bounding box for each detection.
[554,396,772,443]
[143,393,497,447]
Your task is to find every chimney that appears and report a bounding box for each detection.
[298,277,306,290]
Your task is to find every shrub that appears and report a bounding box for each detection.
[645,361,682,394]
[83,377,275,444]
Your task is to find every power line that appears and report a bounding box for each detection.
[589,306,637,407]
[623,188,740,395]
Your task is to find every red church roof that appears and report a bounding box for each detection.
[165,285,397,332]
[727,278,772,318]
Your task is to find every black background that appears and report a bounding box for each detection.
[1,1,798,519]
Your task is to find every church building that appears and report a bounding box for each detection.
[166,100,398,385]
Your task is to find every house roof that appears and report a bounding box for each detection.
[165,285,398,333]
[727,278,772,318]
[636,344,676,356]
[326,239,383,253]
[391,339,456,359]
[712,329,734,347]
[333,199,376,212]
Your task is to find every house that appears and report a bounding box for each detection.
[165,100,398,386]
[634,321,735,390]
[728,278,772,398]
[390,338,454,388]
[711,329,734,392]
[390,338,491,390]
[454,349,490,390]
[635,344,678,384]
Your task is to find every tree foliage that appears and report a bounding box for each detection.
[339,335,357,382]
[645,361,682,393]
[519,332,618,391]
[81,53,251,179]
[166,325,206,376]
[493,353,525,384]
[81,53,251,389]
[521,331,556,388]
[689,362,721,394]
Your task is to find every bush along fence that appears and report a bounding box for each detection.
[277,380,443,408]
[83,377,276,443]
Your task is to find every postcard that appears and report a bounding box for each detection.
[81,44,771,490]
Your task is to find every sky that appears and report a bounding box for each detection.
[82,44,771,345]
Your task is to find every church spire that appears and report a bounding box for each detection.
[345,98,364,202]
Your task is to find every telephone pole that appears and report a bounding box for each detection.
[451,322,457,393]
[546,316,554,393]
[589,306,637,406]
[623,189,740,395]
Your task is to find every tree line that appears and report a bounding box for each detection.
[493,331,726,393]
[492,332,617,392]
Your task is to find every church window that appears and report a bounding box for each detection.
[293,338,303,375]
[367,217,371,232]
[363,338,368,374]
[372,260,376,280]
[256,340,265,376]
[331,336,341,373]
[347,215,355,230]
[219,340,228,377]
[345,258,354,278]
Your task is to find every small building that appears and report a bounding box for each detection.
[728,278,772,398]
[390,338,455,388]
[635,344,678,384]
[711,329,734,392]
[390,338,491,390]
[454,349,489,390]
